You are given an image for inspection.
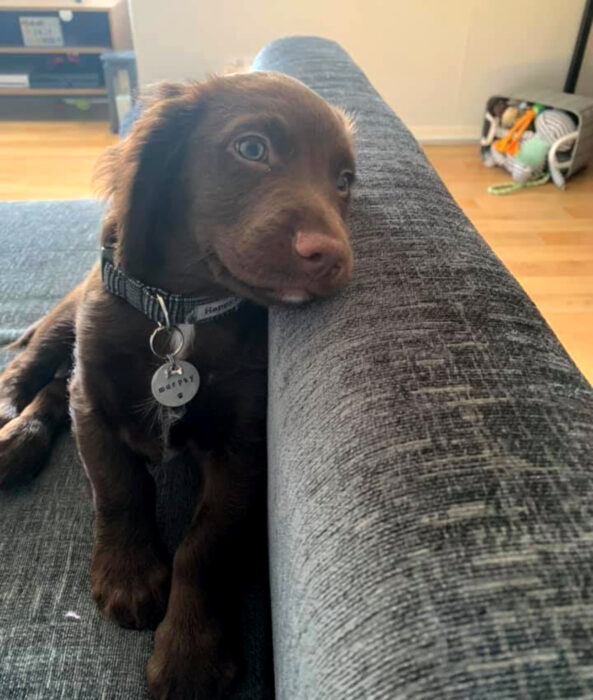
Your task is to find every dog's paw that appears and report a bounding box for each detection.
[0,413,50,488]
[146,617,237,700]
[91,544,170,630]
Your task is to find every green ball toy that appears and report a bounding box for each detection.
[516,136,549,169]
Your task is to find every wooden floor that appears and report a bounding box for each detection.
[0,122,591,383]
[0,122,117,200]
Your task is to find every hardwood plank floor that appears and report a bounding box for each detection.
[0,122,117,200]
[0,123,591,383]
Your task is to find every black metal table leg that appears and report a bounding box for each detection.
[564,0,593,93]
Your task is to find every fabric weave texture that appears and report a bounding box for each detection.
[255,37,593,700]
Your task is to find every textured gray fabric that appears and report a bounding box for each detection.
[0,200,100,345]
[254,38,593,699]
[0,201,273,699]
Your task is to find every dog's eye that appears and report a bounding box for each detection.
[337,171,354,195]
[235,136,268,163]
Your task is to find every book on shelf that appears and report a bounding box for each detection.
[0,73,30,88]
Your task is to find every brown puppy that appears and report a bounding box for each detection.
[0,72,355,698]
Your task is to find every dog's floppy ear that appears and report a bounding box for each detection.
[95,81,206,277]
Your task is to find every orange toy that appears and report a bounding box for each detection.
[495,106,540,156]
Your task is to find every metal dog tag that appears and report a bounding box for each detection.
[151,360,200,408]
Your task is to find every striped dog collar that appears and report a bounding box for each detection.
[101,246,242,325]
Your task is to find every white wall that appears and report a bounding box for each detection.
[128,0,592,142]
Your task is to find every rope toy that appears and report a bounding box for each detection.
[488,172,550,196]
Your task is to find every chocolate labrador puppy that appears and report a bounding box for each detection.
[0,72,355,698]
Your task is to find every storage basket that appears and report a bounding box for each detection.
[481,90,593,189]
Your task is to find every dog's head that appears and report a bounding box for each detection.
[97,72,355,306]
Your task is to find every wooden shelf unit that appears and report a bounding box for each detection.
[0,0,131,98]
[0,45,111,54]
[0,86,106,95]
[0,1,127,8]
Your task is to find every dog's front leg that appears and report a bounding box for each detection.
[146,449,264,700]
[71,383,170,630]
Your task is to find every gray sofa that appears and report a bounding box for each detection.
[1,37,592,700]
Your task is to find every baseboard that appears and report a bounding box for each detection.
[410,125,481,144]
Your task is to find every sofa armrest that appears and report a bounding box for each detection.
[255,37,593,699]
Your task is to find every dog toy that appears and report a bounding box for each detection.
[485,129,534,168]
[488,108,577,195]
[495,105,543,156]
[501,105,519,128]
[536,109,577,152]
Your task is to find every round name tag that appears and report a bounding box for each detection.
[151,360,200,407]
